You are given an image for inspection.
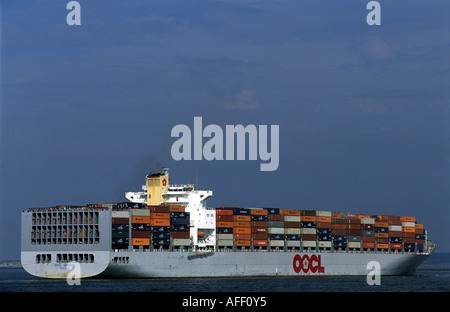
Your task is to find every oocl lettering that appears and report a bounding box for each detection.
[293,254,325,274]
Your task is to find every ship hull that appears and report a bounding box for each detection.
[22,249,430,279]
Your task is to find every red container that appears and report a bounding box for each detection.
[362,242,375,249]
[112,218,129,225]
[331,224,347,230]
[390,243,402,249]
[252,233,268,240]
[251,226,268,233]
[253,240,268,247]
[284,221,300,228]
[216,215,233,222]
[215,209,234,216]
[171,231,190,239]
[268,215,284,221]
[251,221,268,227]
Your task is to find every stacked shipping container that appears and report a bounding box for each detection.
[214,207,426,252]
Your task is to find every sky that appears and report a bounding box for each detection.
[1,0,449,260]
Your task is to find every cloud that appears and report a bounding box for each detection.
[224,89,259,110]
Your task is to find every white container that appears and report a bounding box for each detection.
[284,215,300,222]
[348,242,361,249]
[268,227,285,234]
[318,241,332,248]
[389,225,402,232]
[300,228,316,235]
[269,240,285,247]
[172,239,190,246]
[217,233,233,240]
[112,211,129,218]
[285,228,301,235]
[287,240,301,247]
[316,211,332,217]
[217,239,234,246]
[302,241,317,248]
[402,222,415,228]
[360,218,375,225]
[131,209,150,216]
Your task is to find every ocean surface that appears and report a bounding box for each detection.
[1,253,450,293]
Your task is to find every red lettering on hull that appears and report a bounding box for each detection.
[293,254,325,274]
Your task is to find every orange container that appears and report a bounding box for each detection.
[415,228,424,235]
[150,219,170,227]
[389,231,402,237]
[168,205,185,212]
[250,209,268,215]
[301,216,317,222]
[233,215,251,222]
[131,216,150,224]
[332,212,342,219]
[132,238,150,246]
[415,223,424,229]
[280,209,300,216]
[357,215,371,219]
[234,227,251,234]
[400,216,415,222]
[216,221,233,228]
[375,221,389,227]
[151,213,170,219]
[253,240,268,247]
[377,243,389,249]
[234,234,251,240]
[235,240,251,246]
[402,227,415,233]
[318,216,331,223]
[233,221,251,228]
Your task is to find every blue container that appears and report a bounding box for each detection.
[333,241,347,248]
[361,230,374,236]
[317,233,332,241]
[251,215,268,222]
[112,237,129,245]
[301,221,316,228]
[233,208,251,215]
[389,237,403,243]
[286,234,301,241]
[112,224,129,231]
[132,223,150,231]
[415,234,425,240]
[216,227,233,234]
[151,226,170,233]
[267,208,280,215]
[170,217,190,225]
[404,243,415,250]
[171,224,190,232]
[152,232,170,239]
[332,235,347,242]
[153,238,170,246]
[171,211,189,218]
[317,228,331,235]
[375,227,388,233]
[416,244,424,251]
[269,234,284,240]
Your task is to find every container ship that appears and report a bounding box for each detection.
[21,168,436,279]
